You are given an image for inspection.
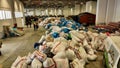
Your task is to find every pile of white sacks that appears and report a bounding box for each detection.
[11,18,107,68]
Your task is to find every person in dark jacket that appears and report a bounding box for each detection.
[0,41,2,56]
[33,23,36,31]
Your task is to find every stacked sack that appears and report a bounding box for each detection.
[11,17,107,68]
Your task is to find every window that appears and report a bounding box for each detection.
[5,11,12,19]
[15,12,23,18]
[0,10,5,20]
[0,10,12,20]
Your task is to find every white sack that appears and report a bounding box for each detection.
[70,58,85,68]
[31,58,42,68]
[54,58,69,68]
[11,56,27,68]
[65,49,76,61]
[87,54,97,61]
[43,58,56,68]
[33,50,47,62]
[51,42,67,54]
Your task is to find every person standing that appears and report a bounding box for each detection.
[0,41,2,56]
[33,23,36,31]
[36,23,39,30]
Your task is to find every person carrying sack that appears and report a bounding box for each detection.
[0,41,2,56]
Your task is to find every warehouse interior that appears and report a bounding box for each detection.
[0,0,120,68]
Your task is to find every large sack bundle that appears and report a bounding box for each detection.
[43,58,56,68]
[17,60,27,68]
[84,45,94,55]
[83,39,94,54]
[83,39,89,46]
[70,30,85,40]
[31,58,42,68]
[26,53,33,65]
[65,49,76,61]
[54,37,68,43]
[90,33,100,50]
[86,31,94,41]
[51,41,68,54]
[99,33,107,40]
[33,50,47,62]
[97,41,105,51]
[78,47,88,63]
[69,40,79,48]
[87,32,98,42]
[67,46,82,60]
[39,45,47,52]
[39,43,53,58]
[71,33,80,42]
[11,56,27,68]
[53,51,67,59]
[70,58,85,68]
[91,35,104,50]
[46,42,53,48]
[45,34,54,42]
[38,35,45,44]
[59,32,68,38]
[87,54,97,61]
[51,26,61,32]
[54,58,69,68]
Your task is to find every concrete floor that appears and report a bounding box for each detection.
[0,27,46,68]
[0,27,104,68]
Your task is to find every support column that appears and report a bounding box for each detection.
[86,1,97,14]
[113,0,120,22]
[96,0,108,25]
[81,4,86,13]
[63,6,69,17]
[9,0,16,27]
[75,4,80,15]
[105,0,115,24]
[33,8,36,16]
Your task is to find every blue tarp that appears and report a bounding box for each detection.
[71,24,77,30]
[51,32,59,38]
[61,28,70,33]
[45,23,52,29]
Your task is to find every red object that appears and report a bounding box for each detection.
[106,32,110,36]
[14,23,17,28]
[78,12,96,25]
[95,22,120,33]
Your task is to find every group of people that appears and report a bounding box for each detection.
[25,16,40,31]
[25,16,39,28]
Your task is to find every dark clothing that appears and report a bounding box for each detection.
[33,23,39,31]
[14,23,17,28]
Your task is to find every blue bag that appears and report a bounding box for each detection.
[51,32,59,38]
[61,28,70,33]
